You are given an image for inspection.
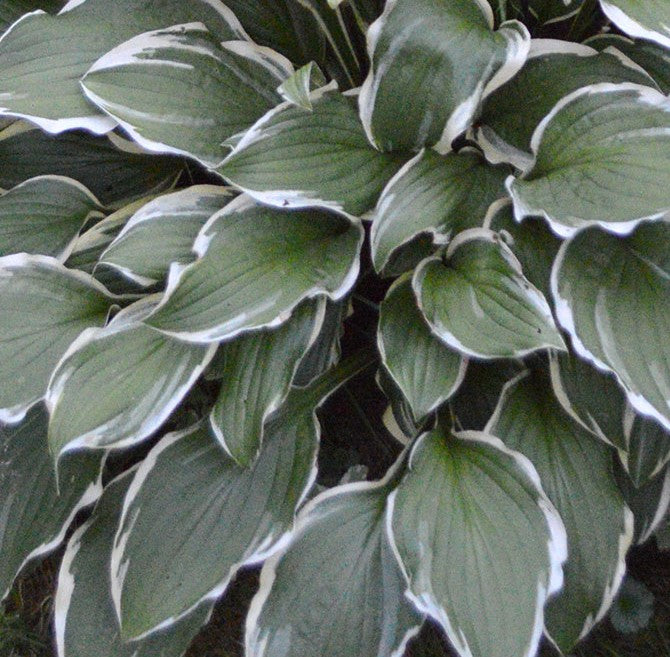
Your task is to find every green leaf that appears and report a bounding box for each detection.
[359,0,529,152]
[46,299,216,458]
[371,149,508,276]
[246,469,422,657]
[586,34,670,95]
[621,406,670,487]
[99,185,233,286]
[615,462,670,544]
[0,0,64,32]
[0,0,246,133]
[0,123,182,208]
[82,24,291,165]
[413,229,565,359]
[146,196,363,342]
[599,0,670,49]
[609,577,655,634]
[388,428,566,657]
[0,175,103,260]
[549,351,627,450]
[54,468,213,657]
[488,370,633,652]
[379,276,466,422]
[0,254,112,422]
[552,222,670,433]
[111,355,372,640]
[277,61,326,110]
[529,0,584,23]
[488,199,560,299]
[508,83,670,238]
[218,87,405,216]
[1,406,103,601]
[210,298,325,466]
[478,39,655,169]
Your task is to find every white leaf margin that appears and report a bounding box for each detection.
[412,227,565,360]
[550,224,670,433]
[246,450,422,657]
[358,0,530,153]
[385,428,568,657]
[45,296,216,458]
[487,371,634,647]
[506,82,670,239]
[599,0,670,50]
[146,194,364,343]
[0,253,117,424]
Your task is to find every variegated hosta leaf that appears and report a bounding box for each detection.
[246,470,422,657]
[210,298,325,466]
[413,229,565,359]
[82,24,292,166]
[218,87,405,216]
[277,61,326,110]
[99,185,233,286]
[549,351,627,450]
[46,299,216,458]
[370,149,508,276]
[552,222,670,433]
[487,371,633,652]
[0,254,112,423]
[1,406,103,601]
[359,0,530,152]
[0,0,64,32]
[146,196,363,343]
[615,462,670,544]
[112,355,371,639]
[621,406,670,487]
[508,83,670,238]
[0,175,103,260]
[0,124,182,208]
[478,39,655,169]
[388,428,566,657]
[293,298,347,386]
[55,469,212,657]
[599,0,670,49]
[0,0,246,133]
[379,276,466,422]
[586,34,670,95]
[488,199,560,299]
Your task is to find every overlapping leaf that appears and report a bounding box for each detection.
[599,0,670,49]
[47,299,216,458]
[478,40,655,169]
[146,196,363,342]
[488,371,633,651]
[0,124,182,208]
[0,0,64,31]
[621,406,670,487]
[218,87,405,216]
[0,0,246,132]
[209,298,324,466]
[99,185,233,286]
[0,254,112,422]
[1,406,103,601]
[508,83,670,237]
[55,469,212,657]
[378,276,466,422]
[0,175,102,259]
[388,428,566,657]
[246,469,422,657]
[413,229,565,359]
[552,222,670,432]
[359,0,529,152]
[371,149,508,276]
[111,355,371,639]
[81,24,292,165]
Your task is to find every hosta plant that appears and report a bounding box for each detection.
[1,1,670,656]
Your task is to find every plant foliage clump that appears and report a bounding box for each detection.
[1,1,670,656]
